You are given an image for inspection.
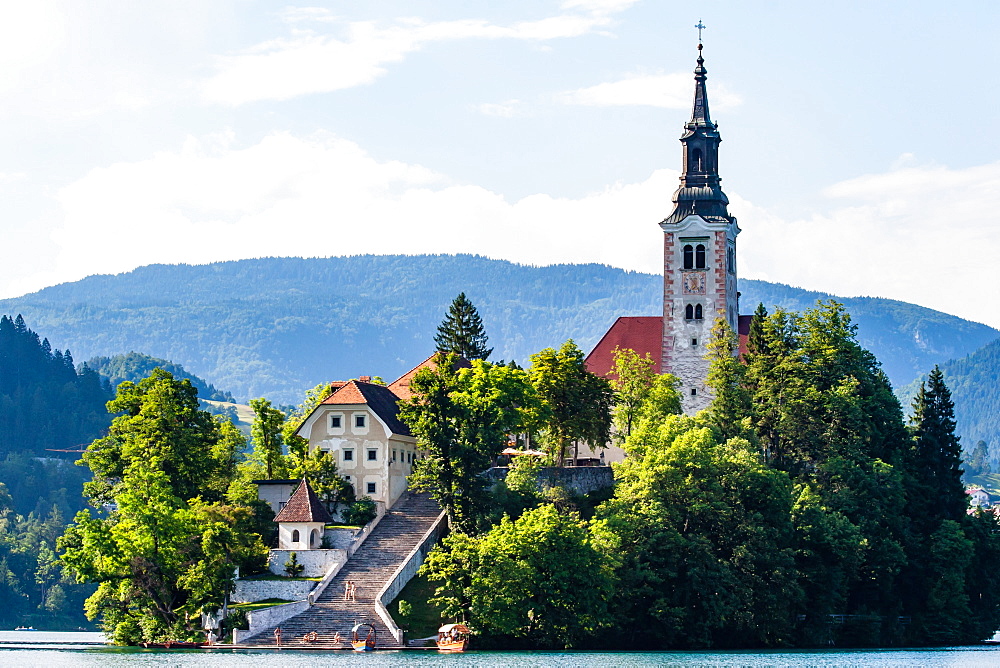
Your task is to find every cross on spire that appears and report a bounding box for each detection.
[695,20,706,43]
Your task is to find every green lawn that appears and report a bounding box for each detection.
[230,598,291,612]
[390,572,449,640]
[967,472,1000,495]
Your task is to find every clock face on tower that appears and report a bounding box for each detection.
[682,272,706,295]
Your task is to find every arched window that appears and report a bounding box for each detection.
[695,304,703,320]
[691,148,703,172]
[683,245,693,269]
[311,529,319,547]
[695,244,706,269]
[291,529,300,543]
[685,304,694,320]
[727,248,735,273]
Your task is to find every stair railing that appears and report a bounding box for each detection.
[307,498,389,605]
[375,508,449,645]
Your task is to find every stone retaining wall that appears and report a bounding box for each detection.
[484,465,614,495]
[267,549,346,577]
[232,600,309,644]
[232,578,316,604]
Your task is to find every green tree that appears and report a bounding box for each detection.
[248,398,288,480]
[908,366,966,526]
[528,341,613,466]
[289,449,354,515]
[422,504,614,648]
[592,415,799,649]
[966,440,990,477]
[609,347,679,443]
[433,292,493,360]
[60,370,267,644]
[82,368,228,505]
[400,353,541,533]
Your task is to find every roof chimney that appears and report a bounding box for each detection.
[358,376,372,383]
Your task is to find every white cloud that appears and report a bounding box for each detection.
[558,72,742,109]
[476,100,521,117]
[737,161,1000,329]
[0,2,66,93]
[18,134,1000,332]
[561,0,640,13]
[202,8,627,105]
[39,130,666,297]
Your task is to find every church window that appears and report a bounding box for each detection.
[695,304,703,320]
[695,244,706,269]
[691,148,703,172]
[691,388,697,396]
[727,247,735,273]
[692,338,698,346]
[291,529,300,543]
[685,304,694,320]
[683,245,694,269]
[311,529,319,547]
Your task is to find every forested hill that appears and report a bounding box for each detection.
[901,337,1000,461]
[0,255,996,406]
[87,352,235,403]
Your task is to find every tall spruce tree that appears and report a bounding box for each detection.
[909,366,966,524]
[433,292,493,360]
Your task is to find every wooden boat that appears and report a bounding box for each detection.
[436,623,470,652]
[351,623,377,652]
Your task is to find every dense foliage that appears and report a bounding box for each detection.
[1,256,993,407]
[419,302,1000,649]
[0,314,112,456]
[87,352,234,402]
[60,370,268,644]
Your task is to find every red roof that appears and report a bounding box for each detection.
[585,316,663,378]
[737,314,753,358]
[273,479,333,524]
[387,353,472,401]
[320,379,411,436]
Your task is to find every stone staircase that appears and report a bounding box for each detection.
[238,491,443,649]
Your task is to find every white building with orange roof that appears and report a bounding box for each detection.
[294,355,469,510]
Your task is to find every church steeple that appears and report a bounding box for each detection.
[658,30,741,415]
[662,42,733,226]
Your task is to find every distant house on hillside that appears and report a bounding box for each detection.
[292,355,470,511]
[967,487,991,509]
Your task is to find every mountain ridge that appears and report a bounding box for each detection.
[0,255,995,411]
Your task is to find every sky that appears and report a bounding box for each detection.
[2,1,1000,328]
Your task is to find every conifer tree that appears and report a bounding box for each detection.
[909,366,966,523]
[433,292,493,360]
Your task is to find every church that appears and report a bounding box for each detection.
[585,41,751,416]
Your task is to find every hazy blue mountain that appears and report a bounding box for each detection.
[898,337,1000,455]
[0,255,995,407]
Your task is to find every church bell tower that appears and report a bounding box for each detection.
[660,41,740,414]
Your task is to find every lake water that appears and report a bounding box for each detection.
[0,632,998,667]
